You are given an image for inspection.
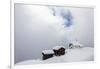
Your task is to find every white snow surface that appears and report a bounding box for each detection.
[16,47,94,65]
[42,50,54,54]
[53,46,65,50]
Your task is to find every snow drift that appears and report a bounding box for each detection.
[16,47,94,65]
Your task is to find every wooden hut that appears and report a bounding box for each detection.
[53,46,65,56]
[42,50,54,60]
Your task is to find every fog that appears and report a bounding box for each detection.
[14,4,94,64]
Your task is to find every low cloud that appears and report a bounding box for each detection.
[14,4,94,63]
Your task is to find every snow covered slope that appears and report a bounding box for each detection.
[16,47,94,65]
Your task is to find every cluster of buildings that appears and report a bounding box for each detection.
[42,41,83,60]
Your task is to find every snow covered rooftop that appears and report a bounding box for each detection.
[53,46,65,50]
[42,50,54,54]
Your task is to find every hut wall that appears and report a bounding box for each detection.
[42,54,54,60]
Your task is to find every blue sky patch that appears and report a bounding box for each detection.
[60,10,73,27]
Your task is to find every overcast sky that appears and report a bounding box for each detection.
[14,4,94,64]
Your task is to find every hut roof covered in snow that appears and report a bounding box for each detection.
[53,46,65,50]
[42,50,54,54]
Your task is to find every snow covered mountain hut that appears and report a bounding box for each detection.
[53,46,65,56]
[42,50,54,60]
